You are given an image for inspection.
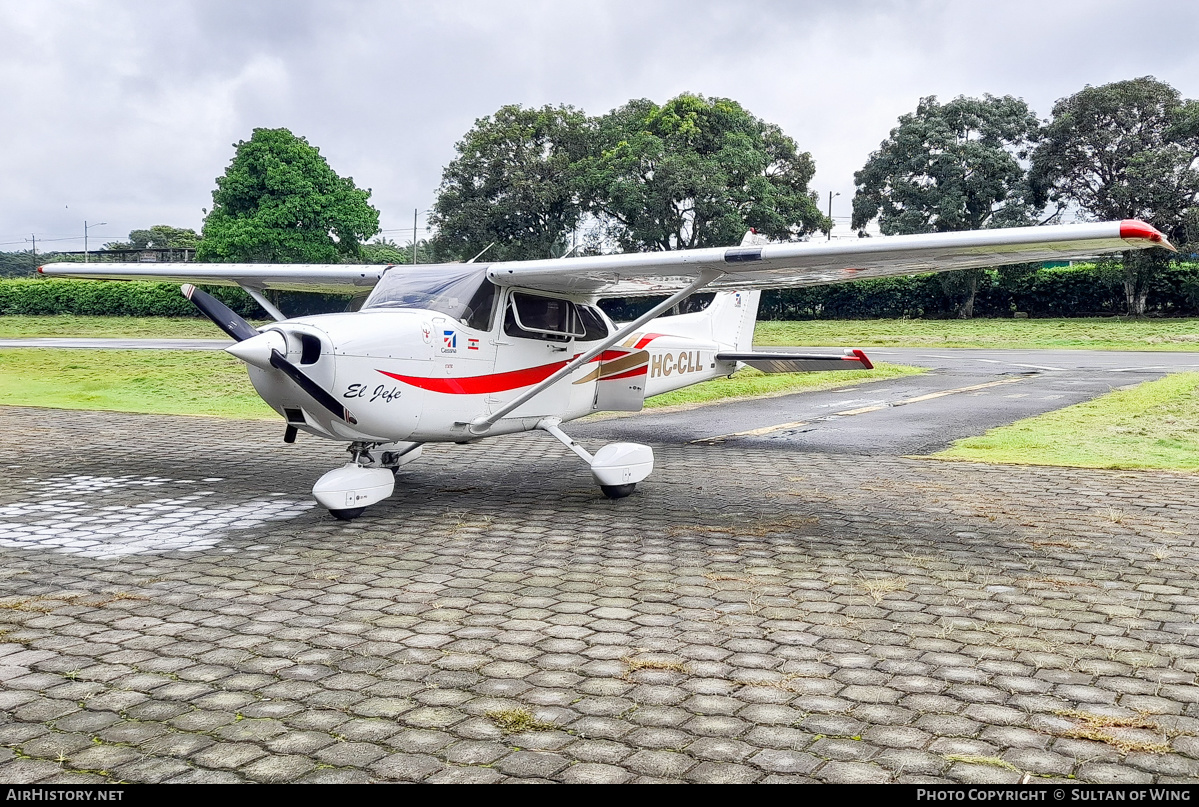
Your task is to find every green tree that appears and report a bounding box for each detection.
[430,105,591,262]
[1030,77,1199,316]
[852,95,1043,318]
[197,128,380,263]
[579,93,828,251]
[104,225,199,251]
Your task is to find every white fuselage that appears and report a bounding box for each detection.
[245,301,735,445]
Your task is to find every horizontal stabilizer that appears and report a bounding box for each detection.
[717,348,873,373]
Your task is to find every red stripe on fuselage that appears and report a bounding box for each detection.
[377,350,642,395]
[634,333,664,349]
[379,360,571,394]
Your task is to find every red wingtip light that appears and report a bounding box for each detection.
[36,266,43,273]
[1120,219,1176,252]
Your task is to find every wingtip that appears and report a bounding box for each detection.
[1120,219,1175,251]
[181,283,195,298]
[36,265,43,274]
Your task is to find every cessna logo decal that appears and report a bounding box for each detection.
[650,350,705,378]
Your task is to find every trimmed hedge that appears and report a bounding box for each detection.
[759,263,1199,320]
[0,279,356,319]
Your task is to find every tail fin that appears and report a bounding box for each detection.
[707,289,761,351]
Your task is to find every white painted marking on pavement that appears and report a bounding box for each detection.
[0,475,313,557]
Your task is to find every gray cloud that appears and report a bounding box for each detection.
[2,0,1196,250]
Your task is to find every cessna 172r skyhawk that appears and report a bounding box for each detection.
[40,220,1172,520]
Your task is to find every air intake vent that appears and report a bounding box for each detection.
[284,408,306,424]
[299,334,322,365]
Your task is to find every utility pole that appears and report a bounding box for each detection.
[28,234,35,259]
[827,191,840,241]
[413,208,418,265]
[84,221,107,263]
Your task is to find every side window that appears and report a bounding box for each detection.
[576,305,610,341]
[504,292,585,342]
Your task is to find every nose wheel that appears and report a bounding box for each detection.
[329,507,366,521]
[601,483,637,499]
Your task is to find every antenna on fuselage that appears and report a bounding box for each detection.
[466,242,496,264]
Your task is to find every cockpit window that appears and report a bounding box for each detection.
[362,264,498,330]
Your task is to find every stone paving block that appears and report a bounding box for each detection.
[496,751,570,779]
[190,742,268,770]
[624,749,696,778]
[817,760,892,784]
[425,766,505,784]
[66,744,141,772]
[945,761,1022,784]
[370,752,444,781]
[1077,762,1155,784]
[238,754,316,783]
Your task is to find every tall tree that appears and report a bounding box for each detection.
[852,94,1042,318]
[1030,77,1199,316]
[579,93,828,251]
[430,105,591,262]
[198,128,380,263]
[104,225,199,251]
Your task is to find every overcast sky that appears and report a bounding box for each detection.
[2,0,1197,253]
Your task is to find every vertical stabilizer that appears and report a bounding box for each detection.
[707,289,761,351]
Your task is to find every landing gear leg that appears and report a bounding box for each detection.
[537,418,654,500]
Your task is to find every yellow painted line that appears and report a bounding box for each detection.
[886,376,1027,406]
[834,405,886,416]
[707,419,811,440]
[693,376,1030,444]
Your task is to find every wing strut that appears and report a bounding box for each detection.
[238,284,287,322]
[468,268,725,433]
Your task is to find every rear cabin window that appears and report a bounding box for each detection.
[504,293,609,342]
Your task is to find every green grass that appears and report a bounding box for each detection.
[756,318,1199,351]
[0,347,920,420]
[8,315,1199,352]
[0,315,254,339]
[645,363,922,409]
[934,371,1199,471]
[0,349,275,419]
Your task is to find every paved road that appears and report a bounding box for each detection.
[0,338,231,350]
[578,349,1199,455]
[1,406,1198,784]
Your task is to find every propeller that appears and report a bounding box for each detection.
[181,284,258,342]
[268,348,357,425]
[181,284,357,425]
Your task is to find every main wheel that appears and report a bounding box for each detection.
[600,483,636,499]
[329,507,366,521]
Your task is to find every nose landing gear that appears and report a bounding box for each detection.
[313,441,423,520]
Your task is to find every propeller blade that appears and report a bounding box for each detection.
[182,284,259,342]
[269,349,358,425]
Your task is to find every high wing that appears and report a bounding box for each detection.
[37,220,1171,297]
[485,220,1172,296]
[36,264,387,294]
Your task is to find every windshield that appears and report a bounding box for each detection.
[363,264,496,329]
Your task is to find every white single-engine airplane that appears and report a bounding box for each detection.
[40,220,1172,520]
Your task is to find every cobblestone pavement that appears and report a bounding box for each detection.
[2,406,1199,784]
